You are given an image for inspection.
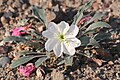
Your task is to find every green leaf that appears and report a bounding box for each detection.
[81,12,105,29]
[72,9,83,25]
[25,41,42,49]
[94,32,111,41]
[18,19,29,26]
[57,59,65,66]
[65,56,73,66]
[83,0,94,11]
[85,21,111,33]
[35,56,48,68]
[72,0,94,25]
[88,12,104,24]
[80,36,90,46]
[88,38,100,47]
[57,56,73,66]
[18,50,31,55]
[3,36,26,42]
[10,56,37,68]
[18,50,41,55]
[84,50,93,58]
[32,6,47,26]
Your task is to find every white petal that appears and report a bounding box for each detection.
[65,34,75,38]
[67,25,79,37]
[68,37,81,47]
[42,30,54,38]
[47,22,56,29]
[47,22,59,33]
[58,21,69,34]
[53,42,63,57]
[45,39,58,51]
[63,42,75,55]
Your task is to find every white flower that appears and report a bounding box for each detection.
[42,21,81,57]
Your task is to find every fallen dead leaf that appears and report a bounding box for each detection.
[96,48,111,58]
[36,67,45,79]
[46,11,56,23]
[92,58,106,66]
[92,2,99,11]
[91,49,98,55]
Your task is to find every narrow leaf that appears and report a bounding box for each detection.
[32,6,47,26]
[94,32,111,41]
[72,0,94,25]
[80,36,90,46]
[81,12,104,29]
[88,38,100,47]
[65,56,73,66]
[18,19,29,26]
[83,0,95,11]
[18,50,41,55]
[10,56,37,68]
[85,22,111,33]
[57,60,65,66]
[72,9,83,25]
[87,12,104,24]
[3,36,26,42]
[35,56,48,68]
[25,41,42,49]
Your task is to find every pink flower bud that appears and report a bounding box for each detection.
[19,63,36,78]
[12,23,32,36]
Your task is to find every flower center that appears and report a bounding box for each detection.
[60,35,65,40]
[57,34,66,42]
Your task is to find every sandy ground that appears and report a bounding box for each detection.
[0,0,120,80]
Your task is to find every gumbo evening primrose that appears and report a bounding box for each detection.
[42,21,81,57]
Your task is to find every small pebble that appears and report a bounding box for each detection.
[1,16,7,26]
[0,57,10,68]
[108,61,114,65]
